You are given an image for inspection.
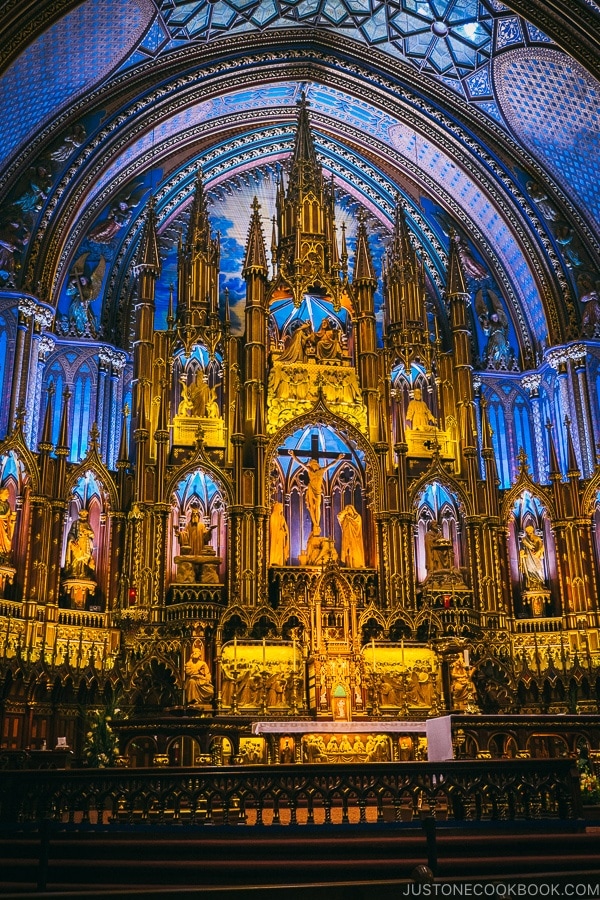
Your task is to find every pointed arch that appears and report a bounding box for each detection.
[65,455,119,512]
[500,473,554,523]
[265,398,381,509]
[408,463,472,519]
[165,446,233,507]
[582,471,600,516]
[0,428,40,494]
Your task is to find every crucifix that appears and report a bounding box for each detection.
[279,433,351,532]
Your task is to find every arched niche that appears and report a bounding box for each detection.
[62,471,110,611]
[391,361,438,433]
[508,491,559,619]
[169,468,226,584]
[269,294,353,364]
[0,450,33,599]
[173,344,223,420]
[269,423,370,568]
[414,481,465,585]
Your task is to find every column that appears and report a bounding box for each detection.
[569,344,595,477]
[97,350,110,459]
[546,349,574,473]
[9,306,29,429]
[108,352,127,470]
[521,373,545,482]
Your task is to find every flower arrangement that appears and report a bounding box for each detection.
[82,706,120,768]
[580,771,600,805]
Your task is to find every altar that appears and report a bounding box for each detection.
[250,716,454,763]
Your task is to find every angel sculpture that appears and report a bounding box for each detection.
[87,195,136,244]
[475,288,516,371]
[66,253,106,337]
[452,233,488,282]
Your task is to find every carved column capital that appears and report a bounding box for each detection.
[520,373,542,397]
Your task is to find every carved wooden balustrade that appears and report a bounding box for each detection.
[0,759,581,826]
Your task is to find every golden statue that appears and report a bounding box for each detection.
[269,501,289,566]
[424,520,441,577]
[315,318,344,362]
[406,387,436,431]
[450,657,471,711]
[279,321,312,363]
[188,372,210,417]
[337,504,365,567]
[64,509,95,580]
[0,488,16,565]
[178,377,194,417]
[187,506,212,556]
[291,451,343,531]
[184,643,214,705]
[306,527,338,565]
[205,383,221,418]
[519,525,546,589]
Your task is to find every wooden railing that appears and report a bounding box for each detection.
[0,759,581,826]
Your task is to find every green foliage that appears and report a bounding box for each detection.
[82,705,120,768]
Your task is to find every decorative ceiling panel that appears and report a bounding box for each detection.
[494,47,600,236]
[0,0,154,168]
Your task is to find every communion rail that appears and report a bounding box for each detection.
[0,759,581,826]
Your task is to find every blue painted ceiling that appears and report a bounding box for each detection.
[0,0,598,365]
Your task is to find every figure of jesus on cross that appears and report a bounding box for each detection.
[288,434,346,532]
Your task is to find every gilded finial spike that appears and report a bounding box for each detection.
[516,446,529,473]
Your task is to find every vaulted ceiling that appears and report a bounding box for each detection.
[0,0,598,367]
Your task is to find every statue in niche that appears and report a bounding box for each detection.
[291,451,343,532]
[186,506,214,557]
[519,525,547,590]
[184,643,214,705]
[178,377,195,417]
[64,509,96,580]
[279,321,312,363]
[452,233,488,282]
[475,289,516,371]
[0,488,16,565]
[189,372,210,417]
[555,223,582,269]
[423,519,465,587]
[50,123,86,164]
[87,196,135,245]
[315,318,345,362]
[337,504,365,568]
[406,388,436,431]
[526,180,558,223]
[424,520,443,577]
[580,285,600,339]
[205,382,221,418]
[450,657,472,711]
[269,501,289,567]
[65,253,105,338]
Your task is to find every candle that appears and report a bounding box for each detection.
[401,637,405,665]
[292,639,297,674]
[234,634,237,662]
[262,636,266,664]
[371,637,375,670]
[463,649,469,668]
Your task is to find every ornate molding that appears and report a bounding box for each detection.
[4,38,584,346]
[17,296,54,329]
